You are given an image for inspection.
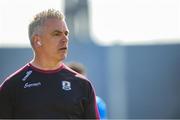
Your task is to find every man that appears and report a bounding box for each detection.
[67,62,107,119]
[0,9,100,119]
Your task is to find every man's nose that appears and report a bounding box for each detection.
[62,34,69,42]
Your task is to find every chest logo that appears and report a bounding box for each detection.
[24,82,41,88]
[62,81,71,91]
[22,70,32,81]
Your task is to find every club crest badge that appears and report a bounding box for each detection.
[62,81,71,91]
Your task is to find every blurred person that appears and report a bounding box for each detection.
[67,62,107,119]
[0,9,99,119]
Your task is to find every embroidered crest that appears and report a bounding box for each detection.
[62,81,71,91]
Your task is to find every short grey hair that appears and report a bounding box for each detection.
[28,9,64,46]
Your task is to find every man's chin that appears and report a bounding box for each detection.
[58,54,67,61]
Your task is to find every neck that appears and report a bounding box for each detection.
[30,56,63,70]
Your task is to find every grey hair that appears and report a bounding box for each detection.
[28,9,64,46]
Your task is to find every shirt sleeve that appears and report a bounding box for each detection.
[0,80,14,118]
[83,82,100,119]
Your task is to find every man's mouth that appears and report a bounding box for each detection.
[59,47,67,51]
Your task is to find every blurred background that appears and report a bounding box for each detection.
[0,0,180,119]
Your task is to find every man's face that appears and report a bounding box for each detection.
[39,18,69,62]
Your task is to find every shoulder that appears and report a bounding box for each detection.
[0,64,29,90]
[63,64,88,80]
[62,64,94,86]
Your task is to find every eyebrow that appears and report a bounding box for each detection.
[51,30,69,35]
[52,30,62,34]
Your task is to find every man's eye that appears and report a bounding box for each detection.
[54,33,60,36]
[65,31,69,36]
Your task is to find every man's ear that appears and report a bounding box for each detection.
[37,41,42,46]
[32,35,42,47]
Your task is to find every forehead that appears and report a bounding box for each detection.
[43,18,68,31]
